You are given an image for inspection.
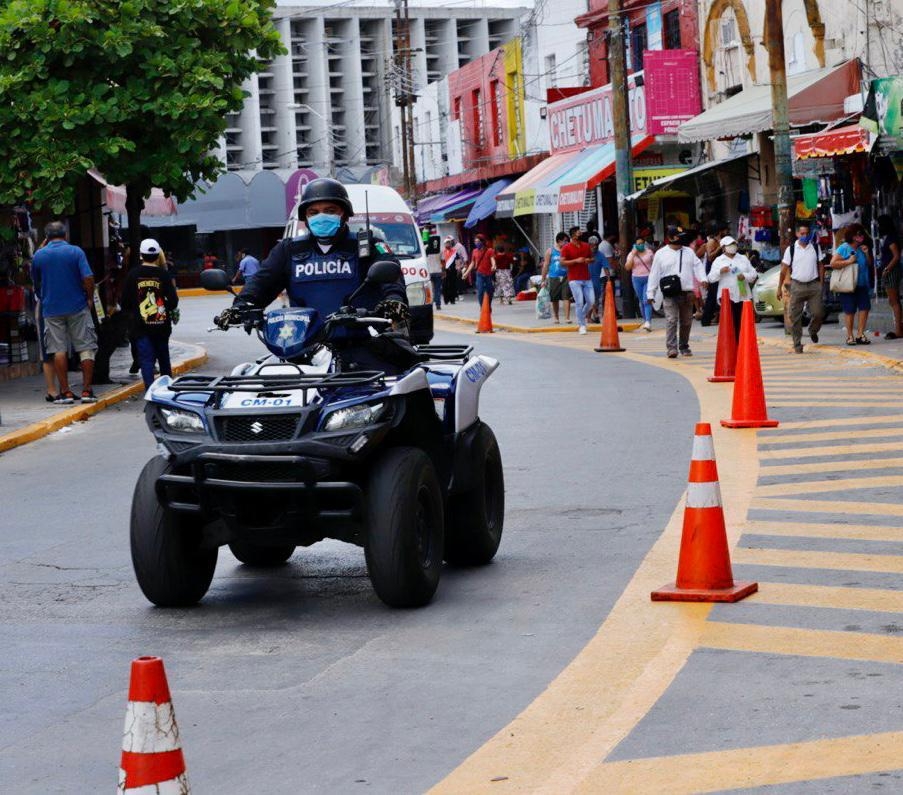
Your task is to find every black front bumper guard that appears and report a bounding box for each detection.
[156,452,364,537]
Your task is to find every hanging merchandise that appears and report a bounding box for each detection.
[750,206,773,227]
[802,178,819,210]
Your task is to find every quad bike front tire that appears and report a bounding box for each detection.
[445,422,504,566]
[130,456,218,607]
[229,540,295,567]
[365,447,444,608]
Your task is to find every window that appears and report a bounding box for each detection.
[471,88,484,149]
[577,41,589,86]
[489,80,502,147]
[630,24,647,73]
[545,53,557,88]
[716,11,742,93]
[664,9,681,49]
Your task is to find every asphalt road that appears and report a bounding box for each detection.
[1,296,698,793]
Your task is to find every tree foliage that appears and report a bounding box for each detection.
[0,0,284,215]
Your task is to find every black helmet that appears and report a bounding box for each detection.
[297,178,353,218]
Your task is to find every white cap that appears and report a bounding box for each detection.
[720,236,737,247]
[140,238,161,256]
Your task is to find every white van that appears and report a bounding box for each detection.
[285,183,433,343]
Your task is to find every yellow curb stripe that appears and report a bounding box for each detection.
[756,474,903,498]
[701,621,903,664]
[754,582,903,613]
[768,400,903,408]
[0,349,207,455]
[576,731,903,794]
[733,546,903,574]
[752,496,903,516]
[761,413,903,430]
[743,520,903,542]
[434,316,643,335]
[759,457,903,476]
[760,426,903,444]
[761,441,903,460]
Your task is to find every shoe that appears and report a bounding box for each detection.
[680,349,693,357]
[553,318,560,325]
[810,330,819,343]
[128,362,140,375]
[886,332,899,340]
[80,389,97,403]
[642,321,651,331]
[856,336,871,345]
[667,351,678,359]
[846,338,856,346]
[794,346,804,354]
[53,391,75,404]
[44,393,55,403]
[578,326,587,335]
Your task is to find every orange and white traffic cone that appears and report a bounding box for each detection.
[651,423,758,602]
[593,278,624,352]
[118,656,190,794]
[721,300,779,428]
[708,288,737,382]
[475,292,494,333]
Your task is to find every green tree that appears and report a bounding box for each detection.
[0,0,284,260]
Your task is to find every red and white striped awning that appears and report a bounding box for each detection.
[88,169,177,217]
[793,124,872,159]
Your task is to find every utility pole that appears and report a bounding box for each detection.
[403,0,417,204]
[765,0,794,251]
[393,1,412,198]
[608,0,636,317]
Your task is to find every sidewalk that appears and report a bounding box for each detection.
[0,339,206,454]
[435,291,644,334]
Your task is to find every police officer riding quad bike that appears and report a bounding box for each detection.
[129,180,504,609]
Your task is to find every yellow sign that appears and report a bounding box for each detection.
[632,167,687,192]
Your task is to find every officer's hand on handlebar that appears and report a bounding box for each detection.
[213,306,242,329]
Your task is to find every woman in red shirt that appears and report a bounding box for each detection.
[463,234,496,309]
[494,245,515,304]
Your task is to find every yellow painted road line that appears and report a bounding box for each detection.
[743,520,903,542]
[576,731,903,794]
[762,413,903,430]
[701,622,903,664]
[760,441,903,460]
[760,426,903,445]
[752,496,903,516]
[758,457,903,476]
[756,474,903,498]
[753,582,903,613]
[733,546,903,574]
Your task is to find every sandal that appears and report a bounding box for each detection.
[53,391,76,404]
[846,337,856,346]
[44,393,55,403]
[886,332,898,340]
[855,336,871,345]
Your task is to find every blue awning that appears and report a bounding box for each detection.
[464,178,514,229]
[415,188,482,225]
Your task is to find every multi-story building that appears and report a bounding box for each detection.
[218,4,524,176]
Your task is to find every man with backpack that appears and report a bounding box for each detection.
[778,221,825,354]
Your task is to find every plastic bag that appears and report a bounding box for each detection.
[535,285,551,319]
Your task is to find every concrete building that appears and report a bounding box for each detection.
[219,4,524,176]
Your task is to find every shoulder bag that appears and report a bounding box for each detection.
[829,248,857,294]
[659,250,684,298]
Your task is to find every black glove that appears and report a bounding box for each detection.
[374,299,410,324]
[213,305,245,329]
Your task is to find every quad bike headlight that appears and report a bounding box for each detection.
[160,407,206,434]
[323,402,386,432]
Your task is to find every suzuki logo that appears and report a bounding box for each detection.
[250,421,264,434]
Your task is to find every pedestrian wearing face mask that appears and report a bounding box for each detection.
[707,236,758,343]
[778,221,825,353]
[463,233,496,310]
[646,226,706,358]
[625,236,654,331]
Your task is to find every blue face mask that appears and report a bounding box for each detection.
[307,213,342,238]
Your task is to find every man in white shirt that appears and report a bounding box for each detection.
[647,226,706,358]
[707,236,758,343]
[777,222,824,353]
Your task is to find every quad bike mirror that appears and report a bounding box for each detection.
[366,260,402,285]
[200,268,235,294]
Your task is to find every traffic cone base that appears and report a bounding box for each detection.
[721,417,779,428]
[651,580,758,602]
[594,279,624,352]
[708,375,736,383]
[475,292,493,334]
[651,423,756,604]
